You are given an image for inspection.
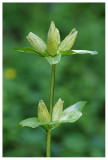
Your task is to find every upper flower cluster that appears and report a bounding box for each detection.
[13,21,98,65]
[27,21,78,57]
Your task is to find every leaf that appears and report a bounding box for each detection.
[19,117,40,128]
[72,50,98,55]
[19,117,57,130]
[45,53,61,65]
[12,47,48,57]
[60,50,98,56]
[59,101,87,123]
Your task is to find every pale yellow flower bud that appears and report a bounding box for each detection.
[26,32,47,53]
[52,98,64,121]
[47,21,60,56]
[58,28,78,51]
[38,100,51,122]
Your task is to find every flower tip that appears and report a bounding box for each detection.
[39,100,44,104]
[72,28,77,32]
[26,32,33,40]
[49,21,56,31]
[58,98,64,104]
[70,28,78,35]
[27,32,32,37]
[51,21,55,25]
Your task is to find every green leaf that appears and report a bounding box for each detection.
[19,117,40,128]
[12,47,48,57]
[19,117,57,130]
[45,53,61,65]
[60,50,98,56]
[59,101,87,123]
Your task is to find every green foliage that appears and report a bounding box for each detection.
[12,47,47,56]
[19,101,86,131]
[19,117,56,129]
[60,50,98,56]
[60,101,86,123]
[3,3,105,157]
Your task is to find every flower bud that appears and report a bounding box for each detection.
[52,98,64,121]
[26,32,47,53]
[58,28,78,51]
[38,100,51,122]
[47,21,60,56]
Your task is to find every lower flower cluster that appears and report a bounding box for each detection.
[19,99,87,131]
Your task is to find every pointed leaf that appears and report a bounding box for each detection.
[59,101,87,123]
[45,53,61,65]
[72,50,98,55]
[19,117,57,129]
[12,47,48,57]
[60,50,98,56]
[19,117,40,128]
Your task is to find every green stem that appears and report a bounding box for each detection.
[49,64,55,119]
[46,64,55,157]
[46,130,51,157]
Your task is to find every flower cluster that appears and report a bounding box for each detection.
[19,99,87,131]
[13,21,97,65]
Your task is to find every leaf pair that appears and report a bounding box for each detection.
[13,47,98,65]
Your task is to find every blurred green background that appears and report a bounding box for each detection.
[3,3,105,157]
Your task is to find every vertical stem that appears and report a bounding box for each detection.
[46,130,51,157]
[46,64,55,157]
[49,64,55,119]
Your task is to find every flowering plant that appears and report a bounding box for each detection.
[13,21,98,157]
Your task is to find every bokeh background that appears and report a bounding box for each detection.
[3,3,105,157]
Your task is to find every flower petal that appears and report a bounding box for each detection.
[38,100,51,122]
[58,28,78,51]
[52,98,64,121]
[47,21,60,56]
[26,32,47,53]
